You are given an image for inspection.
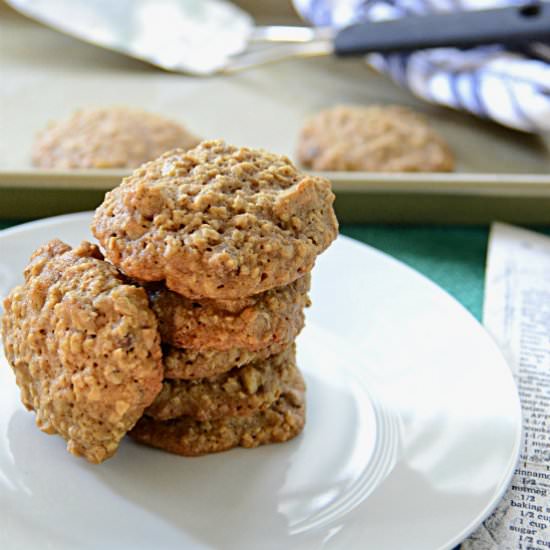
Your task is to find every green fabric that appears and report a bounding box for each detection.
[0,219,489,321]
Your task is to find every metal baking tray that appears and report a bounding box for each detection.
[1,0,549,223]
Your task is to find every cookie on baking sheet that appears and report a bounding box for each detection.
[297,105,454,172]
[163,341,291,380]
[146,345,297,421]
[149,274,310,351]
[129,368,306,456]
[32,107,200,169]
[92,140,338,299]
[1,240,163,464]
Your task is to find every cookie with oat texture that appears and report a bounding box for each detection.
[149,274,310,351]
[130,367,306,456]
[1,240,163,464]
[32,107,200,169]
[297,105,454,172]
[146,345,297,421]
[162,341,291,380]
[92,140,338,299]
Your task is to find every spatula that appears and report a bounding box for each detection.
[6,0,550,75]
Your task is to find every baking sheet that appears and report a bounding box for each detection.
[1,0,550,222]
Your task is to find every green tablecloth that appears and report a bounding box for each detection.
[0,219,488,321]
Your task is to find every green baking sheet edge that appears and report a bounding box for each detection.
[0,187,106,220]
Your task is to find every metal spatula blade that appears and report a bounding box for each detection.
[6,0,255,74]
[7,0,550,75]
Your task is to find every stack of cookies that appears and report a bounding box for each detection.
[93,142,337,455]
[133,275,311,455]
[1,140,338,462]
[92,140,338,456]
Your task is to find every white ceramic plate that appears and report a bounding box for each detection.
[0,213,521,550]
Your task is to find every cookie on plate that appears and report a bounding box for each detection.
[92,140,338,299]
[297,105,454,172]
[149,274,310,350]
[32,107,200,169]
[1,240,163,463]
[146,345,297,421]
[129,367,306,456]
[162,341,291,380]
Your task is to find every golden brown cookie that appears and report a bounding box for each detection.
[146,345,297,421]
[92,140,338,299]
[129,368,305,456]
[1,240,163,464]
[149,274,310,351]
[163,341,290,380]
[32,107,200,169]
[297,105,454,172]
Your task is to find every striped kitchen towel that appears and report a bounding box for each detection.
[293,0,550,133]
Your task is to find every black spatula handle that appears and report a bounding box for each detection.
[334,4,550,55]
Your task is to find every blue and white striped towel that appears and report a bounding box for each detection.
[293,0,550,133]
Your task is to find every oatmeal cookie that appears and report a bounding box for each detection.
[163,341,290,380]
[146,345,297,421]
[92,140,338,299]
[129,368,305,456]
[150,274,310,351]
[1,240,163,464]
[297,105,454,172]
[32,107,200,169]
